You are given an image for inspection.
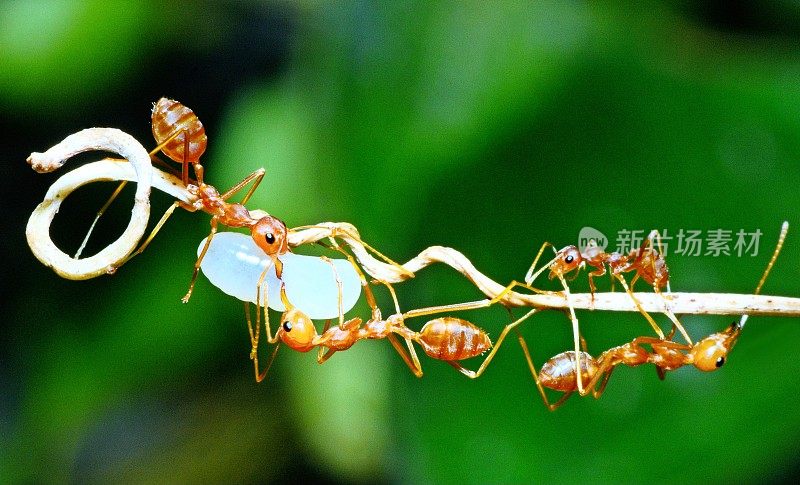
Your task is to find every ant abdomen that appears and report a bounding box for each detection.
[416,317,491,361]
[539,351,597,391]
[151,97,207,164]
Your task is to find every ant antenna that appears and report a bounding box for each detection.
[739,221,788,328]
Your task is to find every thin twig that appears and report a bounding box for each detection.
[25,128,800,317]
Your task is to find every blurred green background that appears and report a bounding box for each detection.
[3,1,800,483]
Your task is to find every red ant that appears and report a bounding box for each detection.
[249,298,498,382]
[493,230,690,395]
[521,322,739,410]
[75,98,282,302]
[525,230,690,344]
[243,211,548,382]
[517,221,787,410]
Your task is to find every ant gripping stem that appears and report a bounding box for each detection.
[75,98,208,259]
[517,221,790,410]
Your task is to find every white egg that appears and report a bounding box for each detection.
[198,232,362,319]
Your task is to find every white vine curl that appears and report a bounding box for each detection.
[26,128,192,279]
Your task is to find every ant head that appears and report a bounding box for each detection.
[279,308,316,352]
[691,322,741,372]
[251,216,289,256]
[549,246,583,278]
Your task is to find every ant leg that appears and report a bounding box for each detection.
[584,260,607,304]
[630,268,691,343]
[255,344,281,382]
[182,217,220,303]
[254,262,280,344]
[292,223,416,281]
[587,365,616,399]
[317,347,338,364]
[324,238,383,325]
[387,333,423,377]
[350,278,425,378]
[630,335,690,351]
[552,273,585,394]
[360,280,425,378]
[379,281,424,372]
[244,302,282,382]
[516,329,574,411]
[444,308,540,378]
[219,168,266,204]
[524,242,565,287]
[181,130,192,186]
[401,298,497,321]
[74,180,130,258]
[575,316,589,352]
[116,200,195,268]
[245,289,269,380]
[317,320,332,362]
[318,256,345,328]
[613,274,666,339]
[401,277,548,321]
[651,286,692,344]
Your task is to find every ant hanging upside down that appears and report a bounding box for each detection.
[493,229,691,396]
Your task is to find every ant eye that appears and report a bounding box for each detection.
[565,255,574,264]
[282,321,292,332]
[715,356,725,368]
[265,233,276,245]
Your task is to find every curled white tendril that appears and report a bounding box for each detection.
[25,128,191,279]
[25,128,800,316]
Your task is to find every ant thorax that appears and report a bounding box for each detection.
[646,344,686,371]
[581,244,604,261]
[363,318,391,339]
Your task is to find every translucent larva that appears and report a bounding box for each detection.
[198,232,362,319]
